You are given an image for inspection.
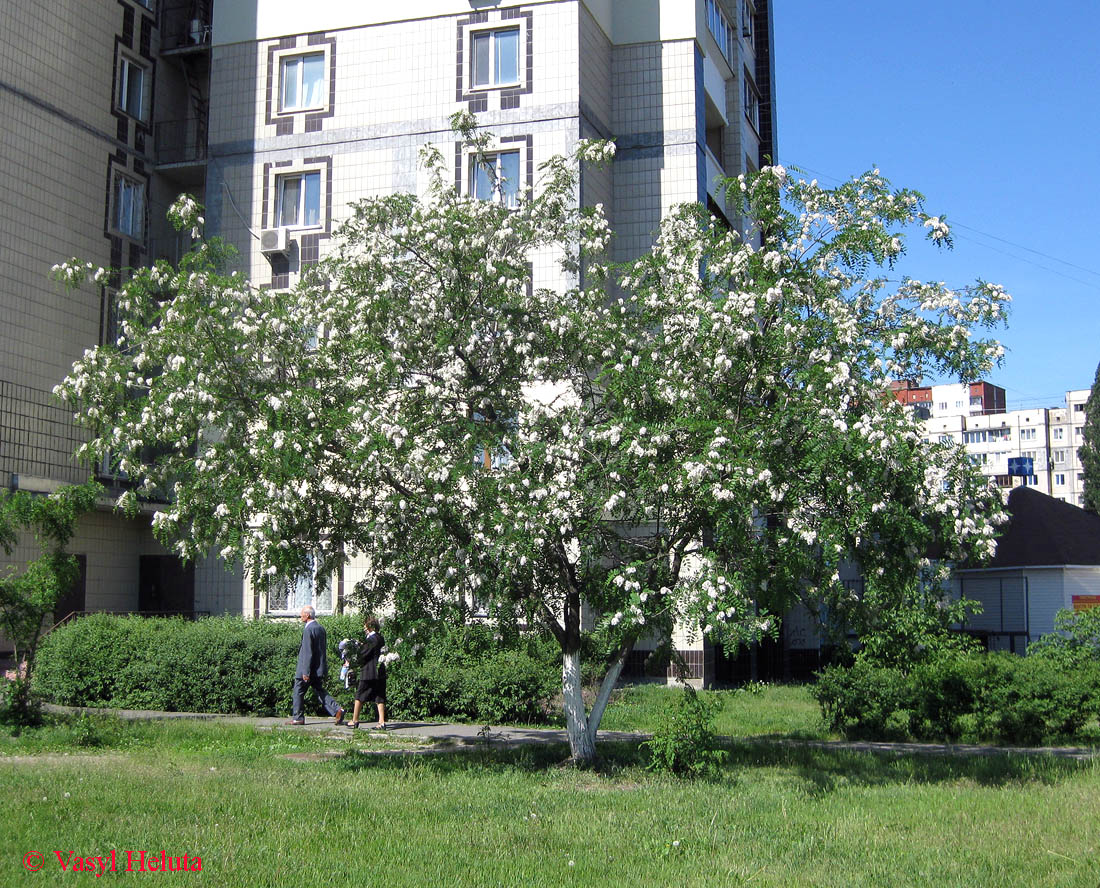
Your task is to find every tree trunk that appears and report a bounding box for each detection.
[562,648,596,764]
[585,645,629,746]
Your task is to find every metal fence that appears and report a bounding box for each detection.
[0,379,90,486]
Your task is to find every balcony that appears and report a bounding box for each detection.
[154,118,207,186]
[159,1,212,54]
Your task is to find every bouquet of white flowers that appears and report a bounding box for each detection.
[338,638,362,688]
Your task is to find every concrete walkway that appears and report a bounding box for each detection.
[42,704,644,748]
[41,704,1100,760]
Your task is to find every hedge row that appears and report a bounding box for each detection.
[34,614,561,723]
[387,624,560,724]
[813,652,1100,746]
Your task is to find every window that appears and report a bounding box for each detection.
[275,171,321,228]
[1054,449,1067,464]
[471,151,521,208]
[937,434,952,444]
[280,53,325,111]
[743,74,760,131]
[1056,473,1066,486]
[1076,426,1084,439]
[938,402,947,412]
[741,0,755,39]
[1053,427,1064,440]
[1075,403,1085,412]
[963,431,987,444]
[471,27,519,88]
[1021,427,1036,441]
[705,0,736,65]
[1022,474,1039,487]
[112,174,145,240]
[118,57,146,120]
[265,556,332,614]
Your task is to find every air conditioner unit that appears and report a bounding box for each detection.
[260,227,289,256]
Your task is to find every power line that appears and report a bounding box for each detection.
[784,160,1100,289]
[950,221,1100,282]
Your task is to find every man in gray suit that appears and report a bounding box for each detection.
[287,606,345,725]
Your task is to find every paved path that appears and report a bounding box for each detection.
[42,704,644,748]
[41,704,1100,760]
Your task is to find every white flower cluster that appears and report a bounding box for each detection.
[167,194,205,238]
[50,260,107,287]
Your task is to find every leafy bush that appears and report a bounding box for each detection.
[1029,608,1100,668]
[906,654,983,742]
[36,613,561,723]
[385,623,559,723]
[36,615,305,715]
[813,659,911,741]
[813,650,1100,745]
[643,685,727,779]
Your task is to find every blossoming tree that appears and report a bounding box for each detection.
[54,122,1008,762]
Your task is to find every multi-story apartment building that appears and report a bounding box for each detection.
[899,382,1092,507]
[206,0,776,635]
[890,380,1006,419]
[0,0,235,625]
[2,1,777,683]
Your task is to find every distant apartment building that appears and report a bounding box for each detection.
[892,382,1091,508]
[889,380,1006,419]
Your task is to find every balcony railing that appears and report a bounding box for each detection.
[155,118,207,166]
[160,1,212,52]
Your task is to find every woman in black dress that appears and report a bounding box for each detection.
[349,616,387,729]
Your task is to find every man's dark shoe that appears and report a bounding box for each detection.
[333,707,346,725]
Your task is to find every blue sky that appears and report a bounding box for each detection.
[772,1,1100,409]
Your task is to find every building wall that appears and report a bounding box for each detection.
[0,2,123,456]
[921,389,1091,503]
[204,0,775,637]
[0,0,216,621]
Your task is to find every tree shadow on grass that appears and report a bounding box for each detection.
[332,738,647,779]
[724,740,1096,796]
[330,735,1095,795]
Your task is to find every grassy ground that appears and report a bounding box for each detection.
[3,691,1100,887]
[598,682,828,738]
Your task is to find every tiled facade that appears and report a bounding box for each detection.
[0,0,237,631]
[2,1,777,678]
[205,0,776,684]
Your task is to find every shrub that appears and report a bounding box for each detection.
[1029,608,1100,668]
[973,653,1100,746]
[36,613,562,723]
[36,615,304,715]
[906,654,982,742]
[813,650,1100,745]
[813,659,910,740]
[644,686,727,779]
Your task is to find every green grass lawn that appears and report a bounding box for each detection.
[3,697,1100,887]
[598,682,828,738]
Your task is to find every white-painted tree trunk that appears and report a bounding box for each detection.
[585,650,628,747]
[561,646,630,763]
[562,649,596,763]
